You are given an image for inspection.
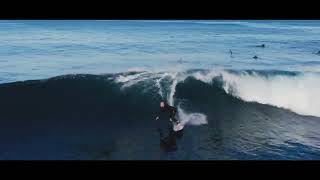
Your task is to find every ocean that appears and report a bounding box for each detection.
[0,20,320,159]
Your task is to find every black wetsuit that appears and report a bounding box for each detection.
[156,103,183,152]
[157,104,179,124]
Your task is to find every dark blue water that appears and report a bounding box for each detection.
[0,70,320,160]
[0,21,320,159]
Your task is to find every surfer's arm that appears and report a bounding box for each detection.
[156,109,165,120]
[155,110,162,120]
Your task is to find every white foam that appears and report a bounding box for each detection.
[177,106,208,126]
[116,68,320,118]
[115,72,148,83]
[155,73,170,98]
[166,72,189,106]
[194,70,320,117]
[151,71,187,104]
[168,73,178,106]
[226,72,320,117]
[115,71,163,89]
[192,70,222,83]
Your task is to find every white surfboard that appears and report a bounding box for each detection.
[173,122,184,131]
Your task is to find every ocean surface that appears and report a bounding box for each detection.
[0,20,320,160]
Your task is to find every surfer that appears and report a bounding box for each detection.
[256,44,265,48]
[155,101,180,125]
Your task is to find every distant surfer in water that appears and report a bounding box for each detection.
[155,101,180,125]
[256,44,265,48]
[229,49,233,58]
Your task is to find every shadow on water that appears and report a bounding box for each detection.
[158,126,184,153]
[74,141,117,160]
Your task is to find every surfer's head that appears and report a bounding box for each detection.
[160,101,165,108]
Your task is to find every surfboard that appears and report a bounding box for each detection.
[173,122,184,131]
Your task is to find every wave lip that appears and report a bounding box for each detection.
[191,70,320,117]
[106,69,320,118]
[223,71,320,117]
[2,69,319,118]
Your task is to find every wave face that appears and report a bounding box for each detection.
[1,69,320,160]
[115,69,320,117]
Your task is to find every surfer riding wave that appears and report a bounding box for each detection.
[155,101,180,125]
